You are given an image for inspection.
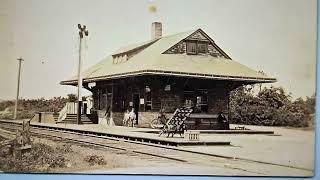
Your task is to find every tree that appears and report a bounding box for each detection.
[67,94,77,102]
[229,85,312,127]
[0,96,68,119]
[305,93,316,114]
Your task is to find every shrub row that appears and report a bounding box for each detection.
[229,85,315,127]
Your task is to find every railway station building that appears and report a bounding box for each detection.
[61,22,276,129]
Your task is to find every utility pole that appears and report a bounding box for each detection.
[14,57,24,120]
[77,24,89,124]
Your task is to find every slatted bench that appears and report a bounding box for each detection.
[187,114,228,130]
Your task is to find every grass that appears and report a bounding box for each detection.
[0,143,69,172]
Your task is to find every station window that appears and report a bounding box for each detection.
[183,90,195,108]
[186,42,197,55]
[195,89,208,112]
[198,43,207,54]
[145,92,152,111]
[187,41,208,55]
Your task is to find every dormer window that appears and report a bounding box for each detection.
[186,41,197,55]
[198,42,207,54]
[186,41,208,55]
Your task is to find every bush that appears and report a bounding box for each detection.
[230,85,314,128]
[0,97,68,120]
[84,155,106,166]
[56,144,73,153]
[67,94,77,102]
[0,143,67,172]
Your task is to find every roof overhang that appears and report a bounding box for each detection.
[60,70,277,86]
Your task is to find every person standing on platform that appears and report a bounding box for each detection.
[217,112,229,130]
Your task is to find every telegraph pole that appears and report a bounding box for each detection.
[77,24,89,124]
[14,57,24,120]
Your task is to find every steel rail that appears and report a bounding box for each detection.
[0,124,187,163]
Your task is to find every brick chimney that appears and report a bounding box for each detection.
[151,22,162,40]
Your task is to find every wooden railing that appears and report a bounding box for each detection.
[58,105,68,122]
[57,102,78,122]
[66,102,77,114]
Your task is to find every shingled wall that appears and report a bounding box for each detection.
[93,76,232,129]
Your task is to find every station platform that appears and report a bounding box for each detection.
[0,119,275,146]
[136,129,274,135]
[0,119,231,146]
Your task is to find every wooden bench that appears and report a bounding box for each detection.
[187,114,229,130]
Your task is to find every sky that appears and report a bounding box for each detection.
[0,0,317,100]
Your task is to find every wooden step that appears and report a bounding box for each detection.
[57,114,94,124]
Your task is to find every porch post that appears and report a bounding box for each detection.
[110,83,113,122]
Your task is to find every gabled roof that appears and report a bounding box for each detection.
[61,29,276,85]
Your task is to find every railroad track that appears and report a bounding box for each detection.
[0,121,313,176]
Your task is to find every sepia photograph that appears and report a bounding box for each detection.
[0,0,317,177]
